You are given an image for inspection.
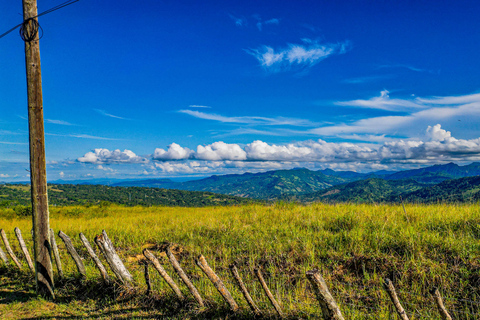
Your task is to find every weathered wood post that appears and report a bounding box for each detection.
[144,262,151,296]
[195,254,238,312]
[430,287,452,320]
[79,233,109,283]
[49,229,63,279]
[384,278,409,320]
[143,249,184,300]
[306,270,344,320]
[0,245,8,264]
[22,0,54,298]
[0,229,23,269]
[166,245,204,307]
[58,231,86,278]
[229,264,262,316]
[14,227,34,273]
[94,230,133,286]
[255,267,284,318]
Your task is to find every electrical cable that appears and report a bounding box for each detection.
[0,0,79,41]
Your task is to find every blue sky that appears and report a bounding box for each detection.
[1,0,480,182]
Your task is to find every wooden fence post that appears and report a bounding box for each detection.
[0,245,8,264]
[384,278,409,320]
[14,227,34,273]
[79,233,110,284]
[431,287,452,320]
[255,267,284,318]
[306,270,344,320]
[58,231,86,278]
[0,229,22,269]
[49,229,63,279]
[195,254,238,312]
[94,230,133,286]
[143,249,184,300]
[229,264,262,316]
[166,245,204,307]
[144,262,151,296]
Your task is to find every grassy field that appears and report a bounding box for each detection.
[1,202,480,319]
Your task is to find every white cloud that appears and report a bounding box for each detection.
[247,39,351,72]
[94,109,131,120]
[151,125,480,166]
[153,143,193,160]
[179,109,316,126]
[0,174,10,178]
[77,149,147,164]
[196,142,247,160]
[336,90,425,111]
[188,105,212,108]
[59,172,64,178]
[45,119,75,126]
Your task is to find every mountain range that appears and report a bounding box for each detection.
[4,162,480,204]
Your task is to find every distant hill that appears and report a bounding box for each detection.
[295,178,426,203]
[112,168,350,200]
[384,162,480,183]
[400,176,480,203]
[0,184,255,207]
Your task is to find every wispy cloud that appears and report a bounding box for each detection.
[342,75,394,84]
[336,90,426,111]
[0,141,27,145]
[178,109,316,126]
[229,14,247,27]
[45,119,76,126]
[94,109,131,120]
[315,91,480,136]
[46,133,122,140]
[377,64,439,74]
[188,105,212,109]
[246,38,351,73]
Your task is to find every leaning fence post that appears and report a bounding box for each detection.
[195,254,238,312]
[94,230,133,286]
[166,245,204,307]
[306,270,345,320]
[143,249,184,300]
[0,245,8,264]
[58,231,86,278]
[49,229,63,279]
[229,263,262,316]
[79,232,110,284]
[0,229,22,269]
[144,261,152,296]
[430,287,452,320]
[255,267,284,318]
[14,227,34,273]
[384,278,410,320]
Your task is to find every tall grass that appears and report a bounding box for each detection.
[1,202,480,319]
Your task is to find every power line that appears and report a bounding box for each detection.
[0,0,79,40]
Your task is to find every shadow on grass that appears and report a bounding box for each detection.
[1,266,303,319]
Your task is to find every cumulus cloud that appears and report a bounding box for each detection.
[0,174,10,178]
[196,142,247,160]
[153,143,193,160]
[247,39,351,72]
[152,125,480,166]
[77,149,148,164]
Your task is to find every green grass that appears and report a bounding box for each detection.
[1,203,480,319]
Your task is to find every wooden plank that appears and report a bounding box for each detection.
[49,229,63,278]
[14,227,34,273]
[143,248,184,300]
[306,270,345,320]
[166,245,204,307]
[58,230,86,278]
[384,278,410,320]
[79,232,110,283]
[0,229,22,269]
[195,254,238,311]
[255,267,284,318]
[229,264,262,316]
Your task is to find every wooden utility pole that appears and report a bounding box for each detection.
[22,0,54,298]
